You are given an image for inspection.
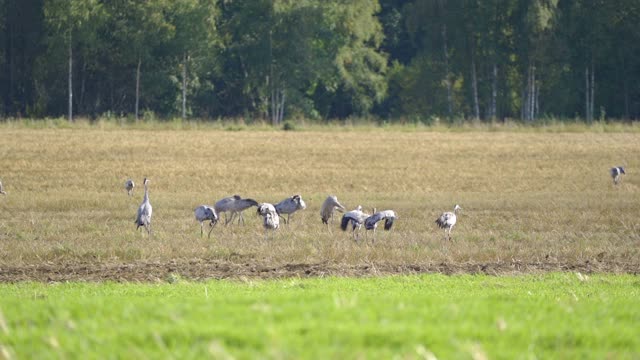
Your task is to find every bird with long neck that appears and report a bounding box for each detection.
[135,178,153,235]
[320,195,346,232]
[124,179,135,196]
[435,204,461,241]
[340,205,370,242]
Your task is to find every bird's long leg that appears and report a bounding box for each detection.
[200,222,204,237]
[207,221,215,239]
[225,212,236,226]
[238,212,244,225]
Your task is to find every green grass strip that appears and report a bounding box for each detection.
[0,273,638,359]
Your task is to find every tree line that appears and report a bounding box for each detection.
[1,0,639,123]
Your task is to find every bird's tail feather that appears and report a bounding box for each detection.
[245,198,259,207]
[340,215,350,231]
[384,217,394,231]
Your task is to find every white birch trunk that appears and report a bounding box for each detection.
[182,52,187,120]
[438,0,452,117]
[278,89,285,124]
[68,32,73,122]
[490,63,497,120]
[135,57,141,122]
[585,65,590,122]
[442,23,453,117]
[530,65,536,121]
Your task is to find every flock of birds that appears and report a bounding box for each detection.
[123,177,452,241]
[0,166,627,242]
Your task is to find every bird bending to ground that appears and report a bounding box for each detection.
[275,194,306,224]
[214,195,259,225]
[124,179,135,196]
[257,203,280,240]
[0,179,6,195]
[435,204,462,241]
[364,209,397,241]
[320,195,346,229]
[610,166,626,185]
[134,178,153,235]
[340,205,370,241]
[194,205,219,238]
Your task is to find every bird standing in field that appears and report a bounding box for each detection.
[610,166,626,185]
[320,195,346,229]
[435,204,462,241]
[0,179,6,195]
[214,195,259,225]
[274,194,307,224]
[194,205,218,238]
[364,209,397,241]
[340,205,370,241]
[124,179,135,196]
[257,203,280,240]
[134,178,152,235]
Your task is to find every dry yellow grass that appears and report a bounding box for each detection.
[0,128,638,277]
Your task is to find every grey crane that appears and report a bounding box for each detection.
[194,205,219,238]
[364,209,397,241]
[320,195,346,229]
[340,205,370,241]
[214,195,259,225]
[435,204,462,241]
[134,178,153,235]
[274,194,307,224]
[257,203,280,240]
[610,166,626,185]
[0,179,6,195]
[124,179,135,196]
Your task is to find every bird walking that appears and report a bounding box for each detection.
[340,205,370,241]
[320,195,346,230]
[134,178,153,235]
[435,204,462,241]
[124,179,135,196]
[364,209,396,242]
[257,203,280,240]
[0,179,6,195]
[610,166,626,185]
[214,195,259,225]
[194,205,219,238]
[274,194,307,224]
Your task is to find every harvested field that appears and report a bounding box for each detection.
[0,128,639,281]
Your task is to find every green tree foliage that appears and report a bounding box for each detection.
[0,0,639,121]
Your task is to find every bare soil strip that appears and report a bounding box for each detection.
[1,259,637,282]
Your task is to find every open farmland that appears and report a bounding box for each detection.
[0,127,639,280]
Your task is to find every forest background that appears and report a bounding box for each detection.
[1,0,639,124]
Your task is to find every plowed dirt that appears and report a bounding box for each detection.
[1,259,637,282]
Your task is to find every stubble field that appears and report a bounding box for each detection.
[0,127,638,281]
